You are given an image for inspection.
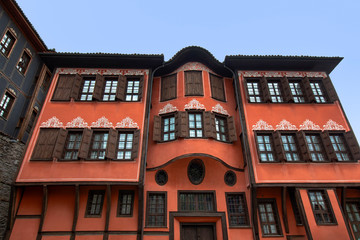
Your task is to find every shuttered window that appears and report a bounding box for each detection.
[31,128,60,160]
[125,77,143,101]
[0,29,16,57]
[289,80,305,103]
[103,77,118,101]
[329,134,352,161]
[267,80,283,103]
[26,109,37,133]
[308,190,336,225]
[346,201,360,239]
[0,91,15,119]
[161,74,177,101]
[226,193,250,226]
[63,131,82,160]
[210,74,225,101]
[281,134,301,162]
[89,131,109,160]
[215,115,227,142]
[188,112,203,138]
[310,80,327,103]
[258,199,282,236]
[16,50,31,74]
[246,80,263,103]
[86,190,105,217]
[80,77,96,101]
[255,133,276,162]
[305,133,327,162]
[185,71,203,96]
[163,116,176,141]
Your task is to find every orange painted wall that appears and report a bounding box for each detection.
[42,236,70,240]
[17,187,42,215]
[109,235,137,240]
[75,235,103,240]
[9,218,40,240]
[16,69,149,183]
[299,189,350,240]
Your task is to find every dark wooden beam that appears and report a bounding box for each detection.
[36,185,48,240]
[251,187,259,240]
[137,186,144,240]
[341,187,347,214]
[70,185,79,240]
[295,188,313,240]
[103,185,111,240]
[282,187,289,234]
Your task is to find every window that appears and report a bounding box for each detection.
[215,115,228,142]
[179,192,215,212]
[86,190,105,217]
[346,200,360,239]
[103,77,118,101]
[210,73,225,101]
[117,132,133,160]
[89,132,108,160]
[117,190,134,216]
[281,134,301,161]
[185,71,203,96]
[308,190,336,225]
[0,30,16,57]
[246,80,262,103]
[162,115,175,141]
[226,193,249,226]
[256,133,276,162]
[26,109,37,133]
[310,81,327,103]
[329,134,351,161]
[63,131,82,160]
[0,91,15,119]
[126,77,140,101]
[146,192,166,227]
[161,74,177,101]
[188,112,203,138]
[289,80,305,103]
[16,50,31,74]
[267,81,283,103]
[306,134,327,162]
[80,77,96,101]
[258,199,282,236]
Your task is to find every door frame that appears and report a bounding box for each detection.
[180,222,217,240]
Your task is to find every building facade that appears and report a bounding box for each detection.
[5,46,360,240]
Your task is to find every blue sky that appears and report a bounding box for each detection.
[17,0,360,138]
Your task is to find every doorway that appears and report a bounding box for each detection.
[180,223,216,240]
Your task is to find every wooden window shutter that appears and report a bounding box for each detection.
[131,130,141,159]
[227,116,237,142]
[78,128,92,159]
[116,75,127,101]
[138,76,144,101]
[52,75,75,101]
[273,131,286,161]
[161,74,177,101]
[297,131,311,161]
[210,74,225,101]
[260,77,270,102]
[70,74,83,100]
[179,111,189,138]
[175,112,180,138]
[320,131,337,161]
[302,77,316,103]
[153,115,162,142]
[92,74,105,101]
[52,128,67,159]
[345,131,360,161]
[280,77,293,103]
[203,111,215,139]
[322,77,338,102]
[106,128,118,160]
[185,71,203,96]
[31,128,59,160]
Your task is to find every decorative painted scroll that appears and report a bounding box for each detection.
[40,117,64,128]
[299,119,321,130]
[66,117,88,128]
[174,62,212,73]
[184,99,206,110]
[252,120,274,130]
[211,104,229,116]
[323,119,345,131]
[116,117,139,129]
[240,71,327,78]
[159,103,178,114]
[276,120,297,130]
[56,68,148,76]
[91,117,113,128]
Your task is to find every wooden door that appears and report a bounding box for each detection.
[181,224,215,240]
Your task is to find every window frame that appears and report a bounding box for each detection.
[279,131,303,162]
[0,28,17,58]
[346,198,360,240]
[187,110,204,138]
[257,198,283,237]
[0,90,16,120]
[61,129,83,161]
[115,130,135,161]
[125,76,142,102]
[267,79,284,103]
[309,79,328,103]
[85,190,105,218]
[329,132,353,162]
[225,192,250,227]
[102,76,118,101]
[88,130,109,160]
[307,190,337,225]
[288,79,306,103]
[178,190,217,212]
[245,79,263,103]
[161,113,176,142]
[16,49,32,75]
[145,191,167,228]
[304,132,328,162]
[79,76,96,101]
[117,190,135,217]
[254,131,278,163]
[214,114,229,142]
[25,108,38,133]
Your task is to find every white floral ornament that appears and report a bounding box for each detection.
[159,103,178,114]
[252,120,274,130]
[116,117,139,129]
[184,99,206,110]
[66,117,89,128]
[299,119,321,130]
[323,119,345,131]
[276,120,297,130]
[91,117,113,128]
[40,116,64,128]
[211,104,229,115]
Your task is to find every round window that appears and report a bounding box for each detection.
[187,159,205,185]
[224,170,236,186]
[155,170,168,186]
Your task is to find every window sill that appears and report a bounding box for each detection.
[261,234,284,238]
[229,225,252,229]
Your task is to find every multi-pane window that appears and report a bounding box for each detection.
[103,78,118,101]
[26,109,37,133]
[215,116,227,142]
[258,199,282,236]
[63,132,82,160]
[308,190,336,224]
[146,192,166,227]
[0,92,15,119]
[256,134,276,162]
[330,134,351,161]
[179,192,215,212]
[289,81,305,103]
[80,77,96,101]
[117,132,133,160]
[267,81,283,103]
[163,116,175,141]
[0,30,16,57]
[246,81,262,103]
[306,134,326,162]
[117,191,134,216]
[226,193,249,226]
[310,81,327,103]
[281,134,301,161]
[125,78,140,101]
[346,201,360,239]
[188,112,203,138]
[89,132,108,160]
[86,190,105,217]
[16,51,31,74]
